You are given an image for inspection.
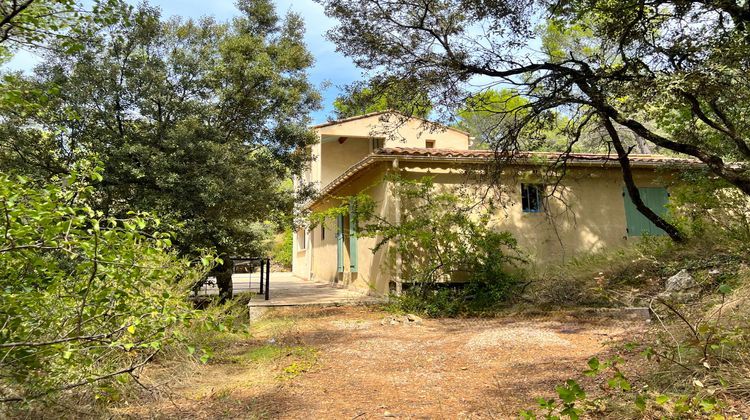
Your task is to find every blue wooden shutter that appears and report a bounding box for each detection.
[623,187,669,236]
[336,214,344,272]
[349,202,358,272]
[644,187,669,235]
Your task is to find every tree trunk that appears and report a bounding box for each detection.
[602,116,685,242]
[215,255,234,302]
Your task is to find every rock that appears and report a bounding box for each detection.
[383,411,396,418]
[659,269,700,302]
[405,313,423,324]
[664,269,699,293]
[708,268,721,276]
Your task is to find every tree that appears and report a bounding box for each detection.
[0,0,92,62]
[456,88,574,151]
[311,173,524,315]
[0,0,320,298]
[318,0,750,242]
[332,78,432,119]
[0,167,208,404]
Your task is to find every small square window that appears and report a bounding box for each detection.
[425,140,435,148]
[371,138,384,151]
[521,184,544,213]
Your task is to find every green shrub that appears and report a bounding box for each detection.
[272,227,293,269]
[313,173,526,315]
[670,169,750,248]
[386,279,522,317]
[0,168,216,406]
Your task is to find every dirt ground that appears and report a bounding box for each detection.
[120,306,645,419]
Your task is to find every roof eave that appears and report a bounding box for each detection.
[303,152,701,209]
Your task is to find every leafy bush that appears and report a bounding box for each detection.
[0,169,213,406]
[670,169,750,249]
[386,280,523,317]
[313,173,526,315]
[272,227,294,269]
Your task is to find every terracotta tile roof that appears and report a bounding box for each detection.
[306,147,701,208]
[376,147,699,165]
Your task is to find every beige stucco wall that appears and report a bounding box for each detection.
[301,160,677,293]
[316,113,469,149]
[318,137,373,187]
[311,113,470,189]
[397,162,674,268]
[306,164,395,293]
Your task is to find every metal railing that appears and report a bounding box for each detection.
[192,257,271,300]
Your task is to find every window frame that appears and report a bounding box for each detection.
[371,137,384,151]
[521,183,544,213]
[425,140,435,148]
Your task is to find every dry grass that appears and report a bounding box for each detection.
[102,305,645,419]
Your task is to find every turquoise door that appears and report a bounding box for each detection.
[336,214,344,272]
[623,187,669,236]
[349,202,358,272]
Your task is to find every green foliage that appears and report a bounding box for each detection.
[456,88,568,151]
[523,233,750,417]
[272,227,294,269]
[320,0,750,197]
[522,347,739,418]
[385,280,526,317]
[333,79,432,119]
[669,169,750,248]
[0,167,214,404]
[312,173,526,315]
[0,0,120,64]
[0,0,321,297]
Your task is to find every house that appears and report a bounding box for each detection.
[293,112,694,294]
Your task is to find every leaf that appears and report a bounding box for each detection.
[519,410,536,419]
[556,380,585,404]
[560,405,581,420]
[634,393,647,411]
[584,357,600,376]
[127,325,136,334]
[699,397,717,413]
[655,395,670,405]
[607,372,631,391]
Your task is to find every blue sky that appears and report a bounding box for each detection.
[3,0,361,123]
